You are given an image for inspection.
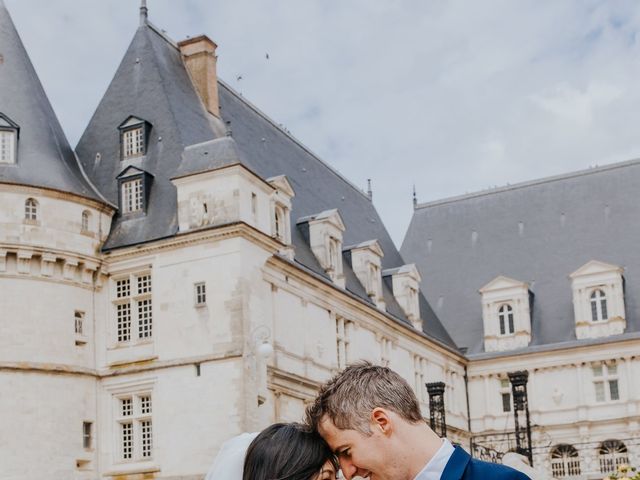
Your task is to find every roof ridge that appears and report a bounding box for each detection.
[415,157,640,210]
[218,80,371,202]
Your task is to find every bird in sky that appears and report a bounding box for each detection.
[236,75,242,81]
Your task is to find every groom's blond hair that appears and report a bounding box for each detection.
[305,361,424,435]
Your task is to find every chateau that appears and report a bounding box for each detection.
[0,2,637,479]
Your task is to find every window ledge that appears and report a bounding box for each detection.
[103,463,160,477]
[81,230,96,238]
[108,354,158,368]
[23,219,40,226]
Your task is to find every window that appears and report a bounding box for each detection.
[599,440,629,474]
[500,378,511,412]
[113,272,152,344]
[75,311,84,336]
[194,282,206,306]
[550,444,581,478]
[116,394,152,461]
[274,205,284,241]
[122,127,145,159]
[121,179,144,214]
[414,355,427,403]
[251,193,257,217]
[380,337,392,367]
[590,289,608,321]
[81,210,90,232]
[24,198,38,221]
[83,422,92,449]
[592,362,620,402]
[498,304,515,335]
[336,317,350,370]
[0,130,16,164]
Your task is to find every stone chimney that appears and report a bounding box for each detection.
[178,35,220,117]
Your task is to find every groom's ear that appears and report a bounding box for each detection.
[370,407,391,435]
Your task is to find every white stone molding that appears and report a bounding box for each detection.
[569,260,626,339]
[383,264,422,329]
[0,249,7,272]
[346,239,385,310]
[299,208,346,287]
[63,257,79,280]
[41,252,56,277]
[479,276,532,352]
[16,250,32,274]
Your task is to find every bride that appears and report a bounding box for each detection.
[205,422,338,480]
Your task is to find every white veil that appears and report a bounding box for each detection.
[204,432,259,480]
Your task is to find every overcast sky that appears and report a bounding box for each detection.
[6,0,640,246]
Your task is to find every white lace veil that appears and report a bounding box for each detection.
[204,432,259,480]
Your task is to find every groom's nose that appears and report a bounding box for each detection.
[338,458,363,480]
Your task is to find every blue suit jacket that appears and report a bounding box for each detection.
[441,447,531,480]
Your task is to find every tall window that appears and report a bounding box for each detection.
[274,206,284,241]
[121,179,144,214]
[83,422,93,449]
[24,198,38,221]
[498,304,515,335]
[117,393,152,461]
[194,282,206,306]
[380,337,392,367]
[590,289,608,321]
[500,378,511,412]
[0,130,16,164]
[114,272,152,344]
[81,210,90,232]
[550,444,581,478]
[75,311,84,335]
[336,317,350,370]
[599,440,629,474]
[414,355,427,403]
[122,127,145,159]
[592,362,620,402]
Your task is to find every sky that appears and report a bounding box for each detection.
[6,0,640,247]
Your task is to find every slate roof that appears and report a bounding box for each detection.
[0,2,104,202]
[75,21,456,349]
[401,160,640,356]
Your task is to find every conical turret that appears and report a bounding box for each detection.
[0,1,104,201]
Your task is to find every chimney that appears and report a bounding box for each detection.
[178,35,220,117]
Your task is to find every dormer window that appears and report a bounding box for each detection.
[118,116,150,161]
[590,289,608,321]
[348,240,385,310]
[498,304,515,335]
[267,175,295,249]
[479,276,532,352]
[570,260,625,340]
[383,263,422,329]
[0,113,19,164]
[0,130,16,163]
[299,208,346,287]
[117,166,153,216]
[122,178,143,213]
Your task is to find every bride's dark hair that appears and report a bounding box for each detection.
[243,423,336,480]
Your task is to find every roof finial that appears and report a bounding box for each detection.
[367,178,373,200]
[140,0,148,26]
[413,184,417,209]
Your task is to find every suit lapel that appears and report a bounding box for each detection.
[440,446,471,480]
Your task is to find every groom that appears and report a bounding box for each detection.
[306,362,530,480]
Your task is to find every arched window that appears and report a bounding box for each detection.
[599,440,628,474]
[498,304,515,335]
[24,198,38,221]
[590,289,608,321]
[551,444,581,478]
[81,210,91,232]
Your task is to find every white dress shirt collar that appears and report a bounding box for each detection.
[413,438,456,480]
